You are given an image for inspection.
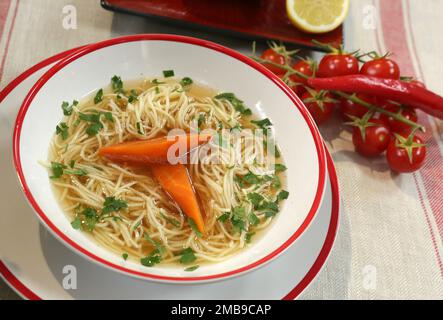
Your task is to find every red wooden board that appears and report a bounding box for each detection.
[101,0,343,50]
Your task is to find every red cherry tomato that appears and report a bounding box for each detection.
[339,93,375,121]
[352,118,391,157]
[260,49,286,75]
[360,58,400,79]
[379,101,418,134]
[386,134,426,173]
[301,91,335,125]
[290,60,314,85]
[317,53,359,78]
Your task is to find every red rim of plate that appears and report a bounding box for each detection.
[11,34,327,282]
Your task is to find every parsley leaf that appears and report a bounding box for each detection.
[143,232,165,255]
[188,217,202,238]
[276,190,289,202]
[251,118,272,129]
[94,89,104,104]
[179,248,197,264]
[50,162,66,179]
[245,232,255,244]
[217,213,230,222]
[61,100,78,116]
[180,77,193,87]
[185,265,199,272]
[111,75,124,93]
[163,70,175,78]
[86,122,104,136]
[71,217,82,230]
[136,122,144,135]
[56,122,69,140]
[248,213,260,226]
[128,90,138,103]
[231,207,246,233]
[247,193,264,208]
[122,253,128,261]
[102,196,128,214]
[140,249,162,267]
[214,92,252,115]
[82,208,99,231]
[275,163,287,173]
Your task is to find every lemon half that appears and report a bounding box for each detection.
[286,0,350,34]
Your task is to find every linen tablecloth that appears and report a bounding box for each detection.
[0,0,442,299]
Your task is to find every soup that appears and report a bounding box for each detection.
[45,74,288,271]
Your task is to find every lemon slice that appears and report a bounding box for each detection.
[286,0,350,34]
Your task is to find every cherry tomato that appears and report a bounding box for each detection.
[379,101,418,134]
[339,93,375,121]
[360,58,400,79]
[317,53,359,78]
[301,91,335,125]
[290,60,314,85]
[260,49,286,75]
[386,134,426,173]
[352,118,391,157]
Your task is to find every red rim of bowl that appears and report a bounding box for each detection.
[12,34,327,282]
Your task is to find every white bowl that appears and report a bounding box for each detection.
[13,34,326,283]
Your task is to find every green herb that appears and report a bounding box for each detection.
[258,201,279,213]
[82,208,99,231]
[245,232,255,244]
[111,75,124,93]
[160,212,180,228]
[94,89,104,104]
[179,248,197,264]
[275,163,287,173]
[265,211,277,218]
[136,122,144,135]
[103,112,113,122]
[64,168,88,176]
[143,232,165,255]
[132,220,141,230]
[185,265,199,272]
[188,217,202,238]
[180,77,193,87]
[61,100,77,116]
[197,113,205,129]
[247,193,264,208]
[140,249,162,267]
[217,213,230,222]
[163,70,175,78]
[231,207,246,233]
[251,118,272,129]
[56,122,69,140]
[69,160,76,168]
[272,175,281,189]
[86,122,104,136]
[276,190,289,202]
[102,196,128,214]
[242,172,260,185]
[71,217,82,230]
[214,92,252,115]
[122,253,128,261]
[248,213,260,226]
[50,162,66,179]
[79,112,100,122]
[155,87,160,94]
[151,79,165,85]
[128,90,138,103]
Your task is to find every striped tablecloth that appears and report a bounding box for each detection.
[0,0,442,299]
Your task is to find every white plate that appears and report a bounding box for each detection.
[0,47,338,299]
[12,35,327,282]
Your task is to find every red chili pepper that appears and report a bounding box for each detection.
[307,75,443,120]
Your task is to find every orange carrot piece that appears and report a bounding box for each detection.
[151,163,205,234]
[98,133,212,164]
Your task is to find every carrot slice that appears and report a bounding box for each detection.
[151,163,205,234]
[99,133,212,164]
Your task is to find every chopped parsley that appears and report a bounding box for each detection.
[247,193,264,209]
[217,213,230,222]
[140,249,162,267]
[214,92,252,115]
[276,190,289,202]
[179,248,197,264]
[122,253,129,261]
[78,111,113,136]
[245,232,255,244]
[102,196,128,214]
[230,207,246,233]
[136,122,144,135]
[128,90,138,103]
[274,163,287,173]
[143,232,166,255]
[56,122,69,140]
[94,89,104,104]
[188,217,202,238]
[185,265,199,272]
[251,118,272,129]
[61,100,78,116]
[197,113,206,129]
[180,77,193,87]
[50,162,87,179]
[111,75,124,93]
[248,213,260,226]
[71,217,82,230]
[163,70,175,78]
[151,79,165,85]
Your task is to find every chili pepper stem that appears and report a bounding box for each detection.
[334,91,425,132]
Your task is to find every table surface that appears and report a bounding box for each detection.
[1,0,442,300]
